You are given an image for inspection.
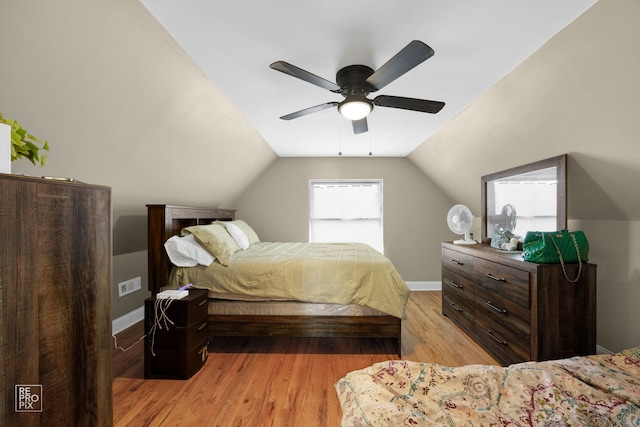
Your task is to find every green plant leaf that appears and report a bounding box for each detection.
[1,113,50,167]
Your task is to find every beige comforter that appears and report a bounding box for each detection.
[336,348,640,426]
[169,242,410,318]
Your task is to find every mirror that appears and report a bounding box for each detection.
[481,154,567,244]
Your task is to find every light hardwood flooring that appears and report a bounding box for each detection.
[112,291,498,426]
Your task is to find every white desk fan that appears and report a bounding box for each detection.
[447,204,477,245]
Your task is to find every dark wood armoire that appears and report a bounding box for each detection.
[0,174,112,426]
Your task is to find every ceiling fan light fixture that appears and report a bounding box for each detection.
[338,95,372,121]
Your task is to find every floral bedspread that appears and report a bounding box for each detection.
[335,347,640,426]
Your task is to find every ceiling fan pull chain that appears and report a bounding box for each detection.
[338,113,343,156]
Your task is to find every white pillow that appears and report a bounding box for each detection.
[164,234,216,267]
[226,222,250,250]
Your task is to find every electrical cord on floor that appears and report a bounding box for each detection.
[112,333,147,352]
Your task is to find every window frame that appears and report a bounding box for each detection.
[308,179,384,253]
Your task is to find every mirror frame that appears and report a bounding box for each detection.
[481,154,567,244]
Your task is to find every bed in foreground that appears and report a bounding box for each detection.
[335,347,640,426]
[147,204,409,356]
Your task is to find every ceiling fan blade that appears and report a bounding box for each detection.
[280,102,339,120]
[373,95,445,114]
[365,41,434,91]
[270,61,341,92]
[352,118,368,134]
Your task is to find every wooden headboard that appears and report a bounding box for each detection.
[146,204,236,293]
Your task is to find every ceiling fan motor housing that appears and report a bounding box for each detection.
[336,65,376,96]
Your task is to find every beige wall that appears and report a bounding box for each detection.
[409,0,640,352]
[1,0,277,320]
[232,157,456,281]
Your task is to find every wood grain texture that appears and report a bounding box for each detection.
[442,241,597,365]
[113,291,498,426]
[208,314,402,357]
[144,289,209,379]
[146,205,236,292]
[1,174,112,426]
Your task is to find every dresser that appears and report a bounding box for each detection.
[442,242,596,366]
[144,288,209,379]
[0,174,112,425]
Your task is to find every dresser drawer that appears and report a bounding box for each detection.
[474,309,530,365]
[146,290,208,328]
[174,293,208,327]
[442,268,475,302]
[151,319,209,350]
[474,258,529,308]
[475,285,530,339]
[146,335,208,380]
[442,263,475,332]
[442,248,475,278]
[442,291,475,332]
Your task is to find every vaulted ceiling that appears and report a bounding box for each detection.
[141,0,597,157]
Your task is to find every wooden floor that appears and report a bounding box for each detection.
[112,291,498,426]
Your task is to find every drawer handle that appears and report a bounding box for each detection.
[450,259,464,266]
[448,280,463,290]
[484,272,506,282]
[198,299,208,306]
[486,329,507,345]
[450,302,463,312]
[486,300,508,314]
[197,322,207,331]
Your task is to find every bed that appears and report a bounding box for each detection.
[335,347,640,426]
[147,204,409,356]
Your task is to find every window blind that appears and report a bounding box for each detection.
[309,180,383,253]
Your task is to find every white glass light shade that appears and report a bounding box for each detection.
[338,98,372,121]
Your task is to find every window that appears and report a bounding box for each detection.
[309,179,383,253]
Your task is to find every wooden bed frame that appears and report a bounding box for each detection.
[147,204,402,356]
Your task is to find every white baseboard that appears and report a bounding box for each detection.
[112,306,144,335]
[406,281,442,291]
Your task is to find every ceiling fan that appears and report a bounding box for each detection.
[270,40,445,134]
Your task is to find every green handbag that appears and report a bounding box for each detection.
[522,230,589,282]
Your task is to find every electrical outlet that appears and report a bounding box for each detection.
[118,276,142,297]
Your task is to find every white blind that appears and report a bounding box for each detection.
[309,180,383,253]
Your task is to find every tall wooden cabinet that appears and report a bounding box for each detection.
[0,174,112,426]
[442,242,596,366]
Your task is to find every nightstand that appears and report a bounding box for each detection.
[144,288,209,379]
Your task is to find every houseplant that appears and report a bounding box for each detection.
[0,113,49,168]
